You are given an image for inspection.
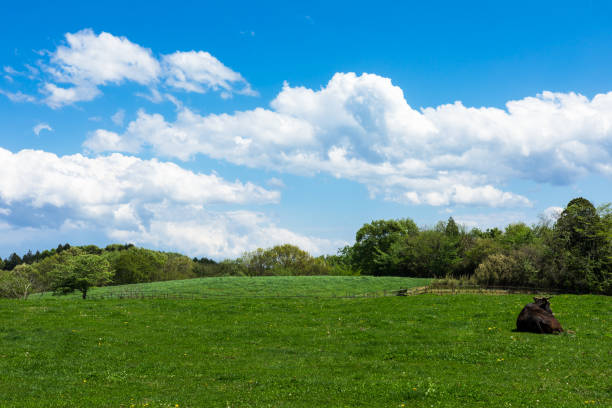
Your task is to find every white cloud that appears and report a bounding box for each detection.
[5,29,255,107]
[42,82,100,108]
[542,206,563,222]
[90,72,612,208]
[453,211,532,230]
[108,207,342,258]
[162,51,256,96]
[111,109,125,126]
[83,129,140,154]
[0,147,337,258]
[4,66,20,75]
[0,89,37,103]
[0,147,278,210]
[33,123,53,136]
[51,29,160,86]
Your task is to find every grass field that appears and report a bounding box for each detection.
[1,277,610,407]
[33,275,431,299]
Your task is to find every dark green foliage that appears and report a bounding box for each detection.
[352,218,419,276]
[341,197,611,293]
[104,243,135,252]
[4,252,22,270]
[108,247,167,284]
[546,198,612,293]
[444,216,459,237]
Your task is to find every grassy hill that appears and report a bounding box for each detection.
[34,275,431,300]
[1,277,610,407]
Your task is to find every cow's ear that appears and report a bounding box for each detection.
[533,297,538,302]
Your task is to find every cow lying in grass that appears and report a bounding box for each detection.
[516,297,563,334]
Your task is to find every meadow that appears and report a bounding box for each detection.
[32,275,431,299]
[1,277,610,407]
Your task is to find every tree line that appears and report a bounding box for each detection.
[1,197,610,298]
[333,197,611,294]
[0,242,344,299]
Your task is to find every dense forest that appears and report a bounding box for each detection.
[1,197,610,298]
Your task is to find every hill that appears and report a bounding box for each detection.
[34,275,431,299]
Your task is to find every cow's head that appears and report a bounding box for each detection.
[533,297,553,314]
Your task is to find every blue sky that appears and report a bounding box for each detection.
[1,1,612,259]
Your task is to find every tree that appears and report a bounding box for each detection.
[550,197,611,292]
[4,253,22,271]
[238,244,330,276]
[501,223,534,249]
[109,247,165,284]
[50,254,112,299]
[394,230,460,277]
[445,217,460,237]
[351,218,419,275]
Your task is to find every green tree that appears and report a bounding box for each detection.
[352,218,419,276]
[162,253,195,281]
[501,223,534,249]
[50,254,112,299]
[549,198,611,292]
[108,247,166,284]
[4,253,22,270]
[445,217,460,237]
[395,230,460,277]
[238,244,330,276]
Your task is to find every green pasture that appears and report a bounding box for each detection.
[0,278,610,407]
[33,275,431,299]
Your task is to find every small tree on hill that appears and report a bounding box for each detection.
[50,254,112,299]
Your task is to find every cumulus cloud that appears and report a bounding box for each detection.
[89,72,612,208]
[108,207,341,258]
[51,29,161,86]
[0,148,278,211]
[0,148,340,258]
[2,29,255,107]
[86,73,535,207]
[162,51,256,96]
[42,82,100,108]
[33,123,52,136]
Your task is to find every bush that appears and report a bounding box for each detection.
[473,254,519,286]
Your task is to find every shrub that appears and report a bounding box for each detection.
[0,265,36,299]
[473,254,519,286]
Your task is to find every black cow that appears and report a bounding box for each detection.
[516,297,563,334]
